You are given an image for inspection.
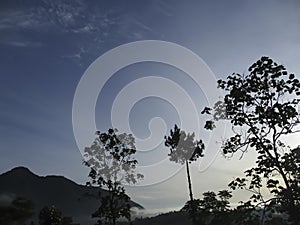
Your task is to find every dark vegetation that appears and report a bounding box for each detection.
[0,57,299,225]
[83,129,143,225]
[202,56,300,225]
[164,124,205,224]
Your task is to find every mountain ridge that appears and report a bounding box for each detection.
[0,166,143,224]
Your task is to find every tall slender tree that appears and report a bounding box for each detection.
[164,124,205,225]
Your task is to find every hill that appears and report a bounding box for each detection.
[0,167,143,224]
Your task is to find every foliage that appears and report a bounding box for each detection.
[182,190,232,222]
[202,56,300,224]
[181,190,257,225]
[0,195,35,225]
[91,180,132,225]
[181,190,293,225]
[39,206,78,225]
[165,124,205,225]
[164,124,204,164]
[39,206,62,225]
[84,128,143,225]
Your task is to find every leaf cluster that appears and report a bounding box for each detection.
[84,128,143,186]
[164,124,205,164]
[182,190,232,213]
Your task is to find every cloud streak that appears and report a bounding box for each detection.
[1,40,43,47]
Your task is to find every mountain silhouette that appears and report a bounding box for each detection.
[0,167,143,224]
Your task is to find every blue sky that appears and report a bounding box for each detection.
[0,0,300,213]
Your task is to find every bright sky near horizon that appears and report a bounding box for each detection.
[0,0,300,214]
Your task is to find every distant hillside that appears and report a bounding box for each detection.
[0,167,143,225]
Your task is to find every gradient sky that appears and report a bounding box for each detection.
[1,0,300,214]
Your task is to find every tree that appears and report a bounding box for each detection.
[216,190,233,212]
[164,124,205,225]
[202,56,300,224]
[84,128,143,225]
[182,190,232,225]
[0,195,35,225]
[39,206,62,225]
[39,206,79,225]
[182,190,232,212]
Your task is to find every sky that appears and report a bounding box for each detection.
[0,0,300,214]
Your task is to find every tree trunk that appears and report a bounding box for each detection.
[186,160,194,202]
[186,160,197,225]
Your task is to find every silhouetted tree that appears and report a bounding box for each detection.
[216,190,232,212]
[182,190,232,225]
[0,195,35,225]
[202,56,300,224]
[84,128,143,225]
[39,206,78,225]
[165,124,205,225]
[182,190,232,212]
[39,206,62,225]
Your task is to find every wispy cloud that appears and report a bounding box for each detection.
[0,1,117,34]
[0,0,161,66]
[61,47,88,67]
[1,40,43,48]
[0,10,44,30]
[133,20,154,33]
[154,0,173,17]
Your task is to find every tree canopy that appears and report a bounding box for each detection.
[202,56,300,224]
[84,128,143,225]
